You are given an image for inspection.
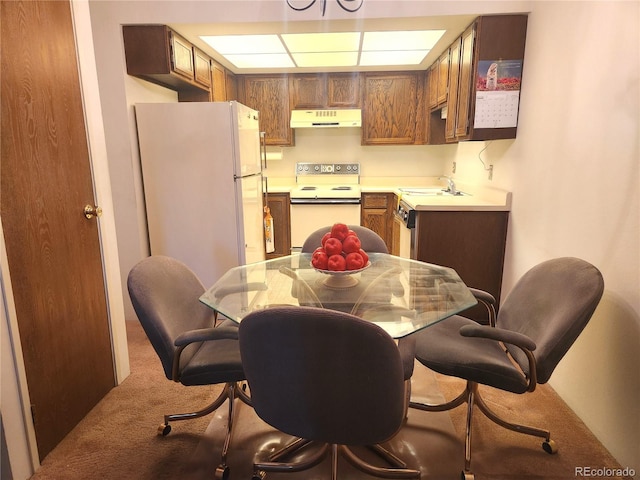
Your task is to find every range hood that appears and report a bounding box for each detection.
[290,109,362,128]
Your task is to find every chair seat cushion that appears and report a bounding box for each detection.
[180,339,245,386]
[414,315,529,394]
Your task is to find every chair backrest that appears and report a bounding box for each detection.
[497,257,604,383]
[301,225,389,253]
[239,306,405,445]
[127,255,216,379]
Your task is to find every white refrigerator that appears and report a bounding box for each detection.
[135,101,266,288]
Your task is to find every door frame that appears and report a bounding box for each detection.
[1,1,130,476]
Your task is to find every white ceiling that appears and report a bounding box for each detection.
[171,15,476,74]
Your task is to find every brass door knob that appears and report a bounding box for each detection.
[84,205,103,219]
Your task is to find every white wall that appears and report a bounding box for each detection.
[449,2,640,470]
[86,0,639,471]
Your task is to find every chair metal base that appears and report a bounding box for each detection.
[158,381,252,480]
[409,381,557,479]
[252,436,420,480]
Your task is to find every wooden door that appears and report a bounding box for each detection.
[1,0,115,460]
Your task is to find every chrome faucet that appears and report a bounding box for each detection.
[440,176,457,195]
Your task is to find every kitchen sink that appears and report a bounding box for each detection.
[399,188,468,196]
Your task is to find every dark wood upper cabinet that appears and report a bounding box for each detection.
[291,74,327,109]
[429,14,528,143]
[240,75,294,146]
[327,73,360,107]
[122,25,210,101]
[290,73,360,109]
[362,72,422,145]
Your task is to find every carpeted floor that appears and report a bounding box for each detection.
[29,320,629,479]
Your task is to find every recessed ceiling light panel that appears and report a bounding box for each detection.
[292,52,358,67]
[362,30,445,51]
[359,50,429,66]
[281,32,361,53]
[200,34,285,54]
[225,53,295,69]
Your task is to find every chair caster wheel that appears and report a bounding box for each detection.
[214,464,230,480]
[157,423,171,436]
[252,470,266,480]
[542,439,558,454]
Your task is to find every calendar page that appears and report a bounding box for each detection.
[474,59,523,129]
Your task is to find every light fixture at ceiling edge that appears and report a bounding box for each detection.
[286,0,364,17]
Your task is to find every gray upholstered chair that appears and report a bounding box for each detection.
[301,224,389,253]
[238,306,420,480]
[127,255,249,480]
[409,257,604,480]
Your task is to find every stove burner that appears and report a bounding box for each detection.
[301,186,316,191]
[332,186,352,190]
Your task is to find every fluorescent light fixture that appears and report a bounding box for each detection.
[362,30,445,51]
[200,29,446,70]
[225,53,295,69]
[281,32,361,53]
[201,34,285,54]
[292,52,358,67]
[360,50,430,66]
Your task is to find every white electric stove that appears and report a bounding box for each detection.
[289,163,361,251]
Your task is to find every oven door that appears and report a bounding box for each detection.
[290,199,361,252]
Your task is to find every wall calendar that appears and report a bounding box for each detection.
[474,59,523,129]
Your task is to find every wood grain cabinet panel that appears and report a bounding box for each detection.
[240,75,294,146]
[266,193,291,259]
[122,25,210,101]
[291,73,360,109]
[291,75,327,109]
[361,193,395,252]
[414,211,508,322]
[361,72,421,145]
[327,73,360,107]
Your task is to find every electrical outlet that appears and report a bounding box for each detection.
[452,161,457,174]
[488,165,494,180]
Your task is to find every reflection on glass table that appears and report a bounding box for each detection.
[199,253,477,338]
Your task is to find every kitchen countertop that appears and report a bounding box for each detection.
[267,177,511,212]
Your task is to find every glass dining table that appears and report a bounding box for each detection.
[200,253,476,338]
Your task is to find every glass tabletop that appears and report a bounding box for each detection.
[199,253,477,338]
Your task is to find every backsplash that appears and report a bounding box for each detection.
[266,128,452,181]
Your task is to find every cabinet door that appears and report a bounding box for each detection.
[241,75,293,146]
[362,73,419,145]
[169,31,195,81]
[437,51,449,105]
[444,37,461,142]
[291,74,326,109]
[455,25,476,138]
[428,63,439,109]
[225,70,238,101]
[361,193,394,251]
[266,193,291,259]
[193,47,212,88]
[327,73,360,107]
[211,61,227,102]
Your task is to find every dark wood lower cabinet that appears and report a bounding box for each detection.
[414,211,509,322]
[266,193,291,259]
[361,193,395,253]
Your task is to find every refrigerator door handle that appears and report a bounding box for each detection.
[260,132,267,170]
